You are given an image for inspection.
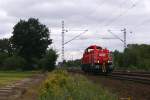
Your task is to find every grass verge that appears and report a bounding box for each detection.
[0,71,38,87]
[39,70,116,100]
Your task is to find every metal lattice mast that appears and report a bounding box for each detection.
[107,28,127,50]
[121,28,127,49]
[62,21,65,62]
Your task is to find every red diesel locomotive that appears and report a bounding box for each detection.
[81,45,113,73]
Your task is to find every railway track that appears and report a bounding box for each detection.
[67,69,150,84]
[111,71,150,84]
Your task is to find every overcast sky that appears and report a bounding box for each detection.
[0,0,150,61]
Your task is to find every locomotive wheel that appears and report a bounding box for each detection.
[102,63,106,73]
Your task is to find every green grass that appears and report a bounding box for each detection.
[0,71,38,87]
[39,70,116,100]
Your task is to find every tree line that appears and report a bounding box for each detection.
[113,44,150,71]
[62,59,81,68]
[0,18,58,71]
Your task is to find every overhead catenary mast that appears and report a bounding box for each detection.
[121,28,127,49]
[62,21,65,62]
[61,20,88,65]
[107,28,127,50]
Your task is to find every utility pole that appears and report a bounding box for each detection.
[121,28,127,49]
[62,21,65,63]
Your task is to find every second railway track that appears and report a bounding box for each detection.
[111,71,150,84]
[67,69,150,85]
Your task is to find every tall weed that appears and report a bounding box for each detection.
[39,70,116,100]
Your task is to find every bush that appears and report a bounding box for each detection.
[39,49,58,71]
[0,52,9,68]
[39,70,116,100]
[2,56,27,70]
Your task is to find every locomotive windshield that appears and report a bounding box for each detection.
[87,48,94,52]
[85,45,102,53]
[96,46,102,50]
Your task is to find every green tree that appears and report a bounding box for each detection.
[0,52,9,69]
[39,49,58,71]
[11,18,52,69]
[0,38,13,56]
[2,55,27,70]
[113,50,123,68]
[0,38,13,68]
[113,44,150,71]
[63,59,81,68]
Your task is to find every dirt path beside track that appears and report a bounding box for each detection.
[17,73,46,100]
[0,73,46,100]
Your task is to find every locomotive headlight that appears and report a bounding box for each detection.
[108,60,112,63]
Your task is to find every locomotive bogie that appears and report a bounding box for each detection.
[81,63,113,74]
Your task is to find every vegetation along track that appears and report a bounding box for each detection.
[67,69,150,84]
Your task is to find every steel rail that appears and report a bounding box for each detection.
[67,69,150,85]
